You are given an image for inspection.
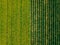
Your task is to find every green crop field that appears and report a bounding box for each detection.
[0,0,31,45]
[0,0,60,45]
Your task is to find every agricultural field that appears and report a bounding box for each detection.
[0,0,60,45]
[0,0,31,45]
